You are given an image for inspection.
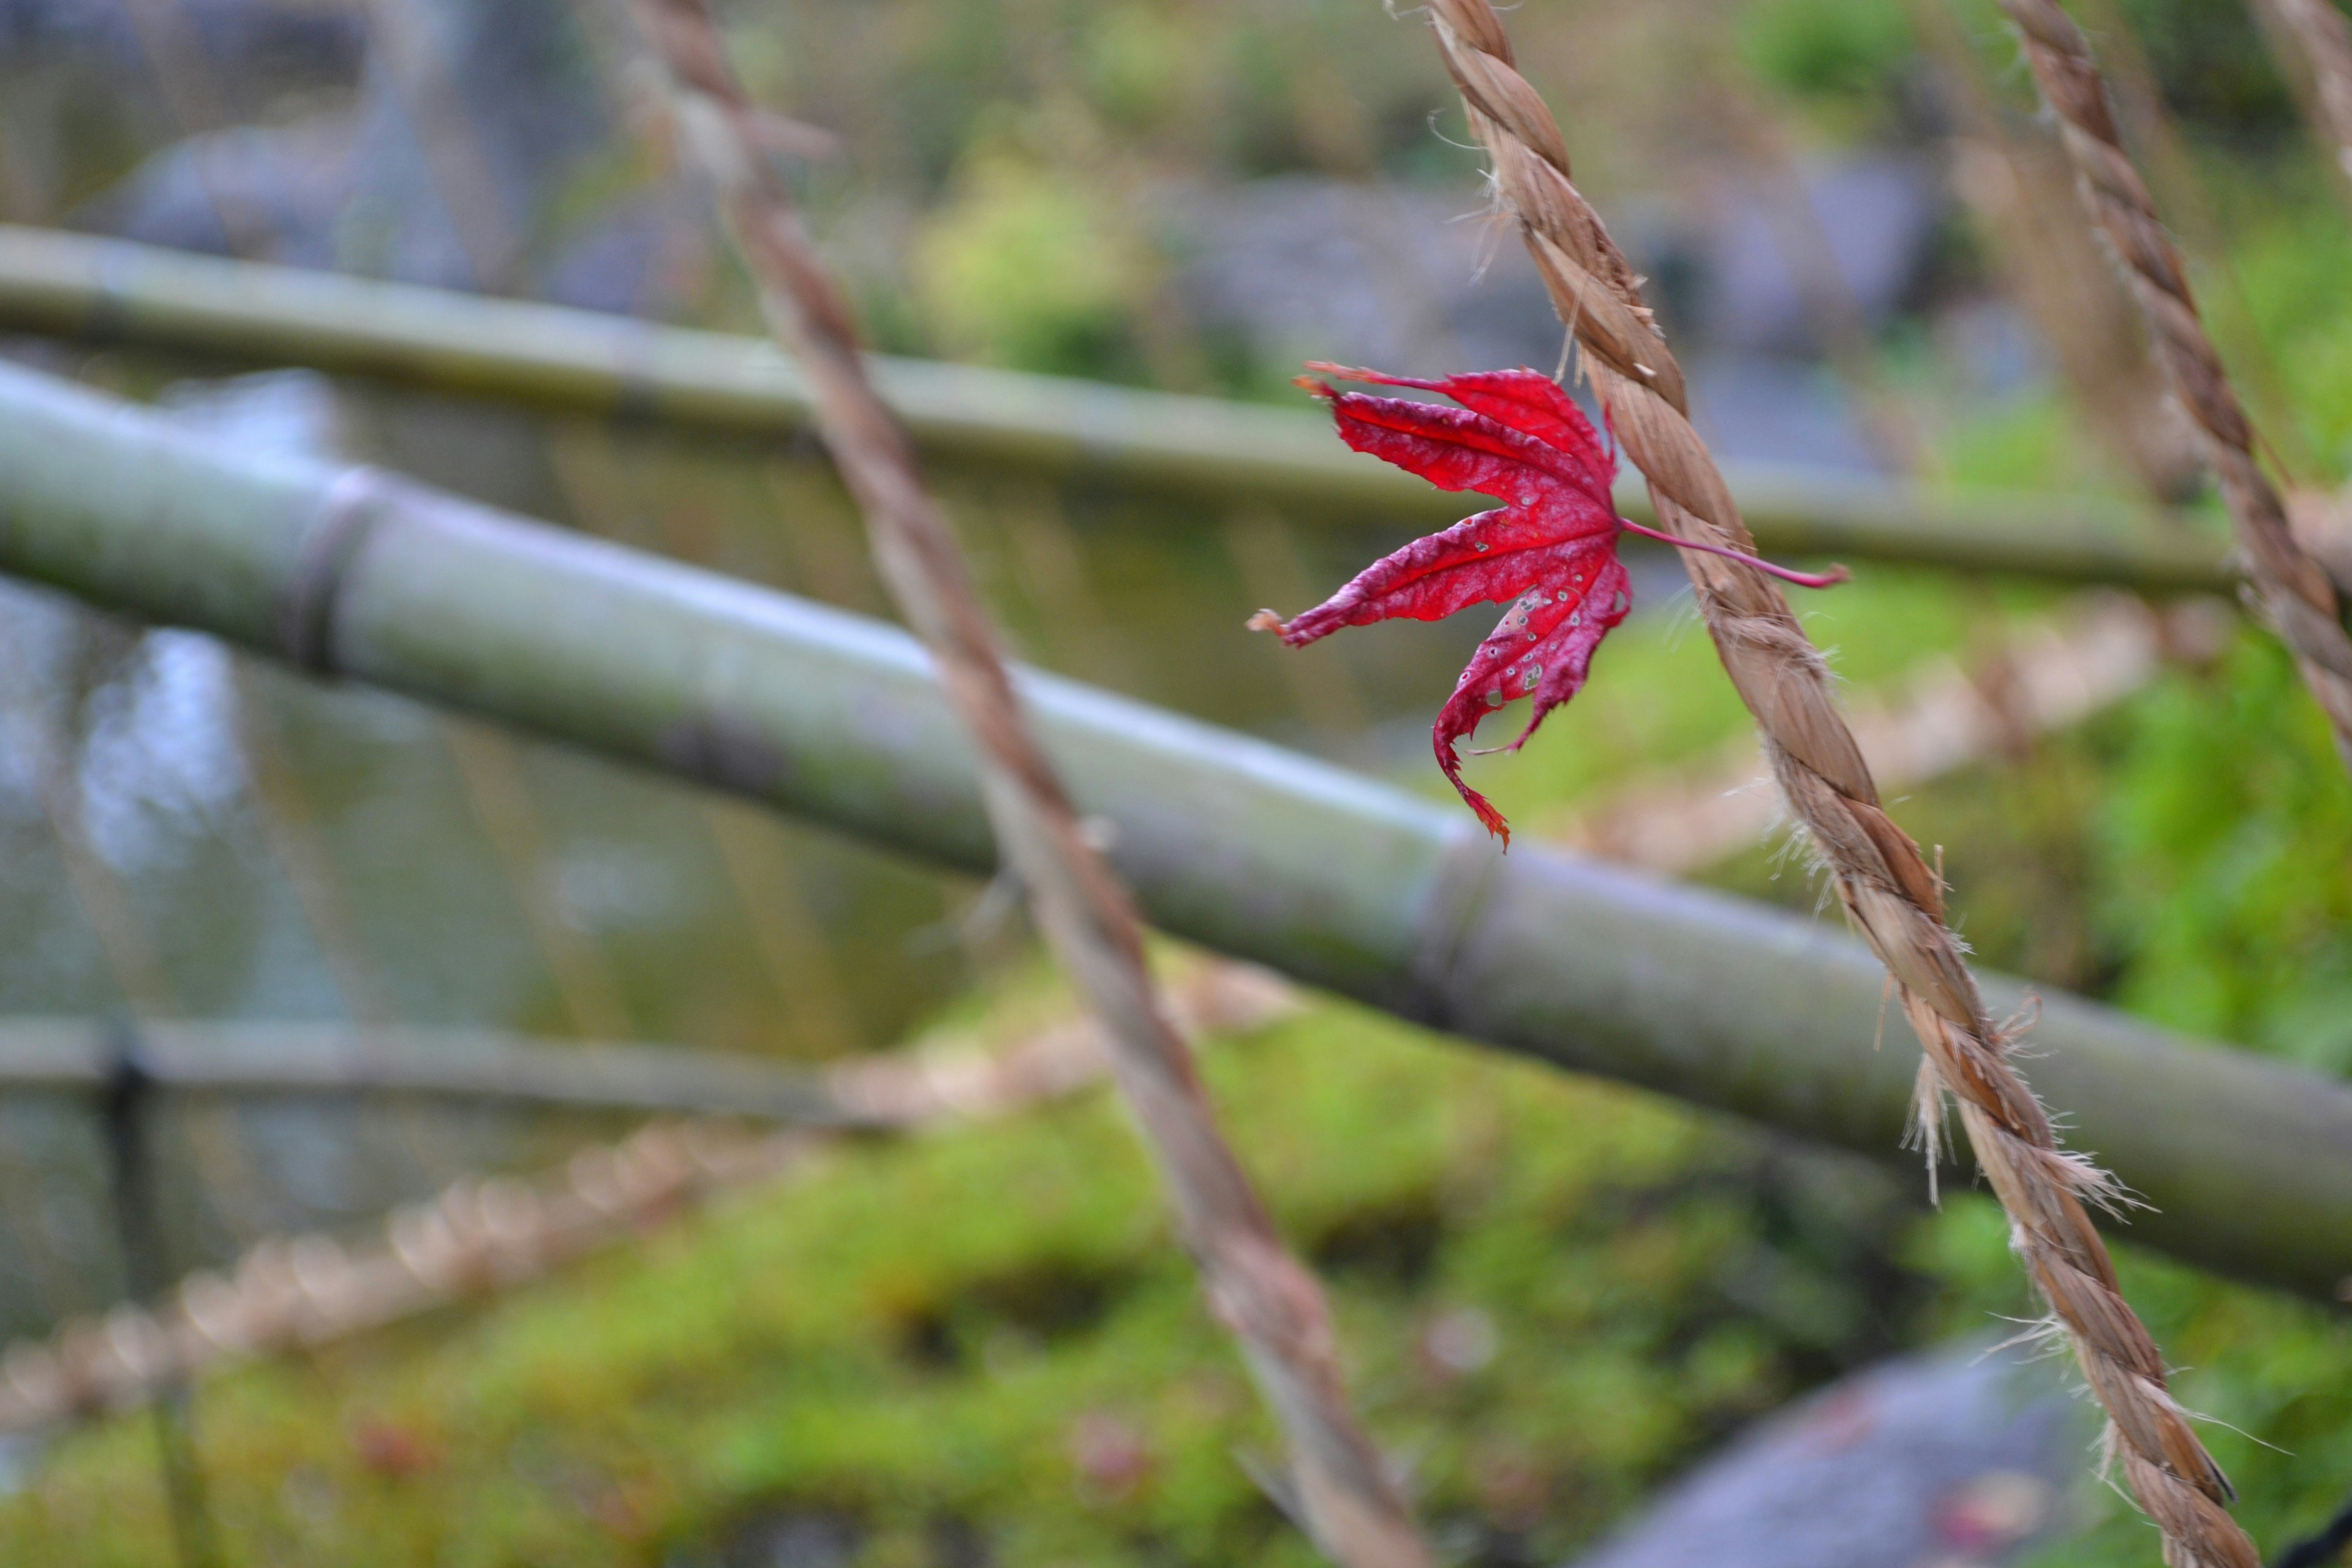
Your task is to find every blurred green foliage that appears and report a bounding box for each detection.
[914,145,1149,375]
[1736,0,1919,139]
[13,508,2352,1566]
[1082,6,1199,132]
[1750,0,2297,146]
[2098,633,2352,1071]
[2231,176,2352,472]
[2113,0,2299,142]
[13,0,2352,1561]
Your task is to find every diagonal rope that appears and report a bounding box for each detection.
[1907,0,2201,502]
[1409,3,2258,1564]
[2067,0,2320,481]
[2265,0,2352,182]
[1997,0,2352,780]
[2252,0,2352,251]
[615,3,1430,1562]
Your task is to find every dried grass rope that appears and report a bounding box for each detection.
[2003,0,2352,777]
[1414,1,2260,1563]
[622,2,1430,1562]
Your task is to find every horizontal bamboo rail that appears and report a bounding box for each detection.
[0,224,2234,593]
[0,1019,870,1123]
[0,956,1306,1434]
[0,358,2342,1300]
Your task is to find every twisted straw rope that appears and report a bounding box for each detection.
[1415,4,2256,1564]
[2000,0,2352,777]
[622,4,1428,1563]
[2261,0,2352,194]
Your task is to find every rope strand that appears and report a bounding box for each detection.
[1999,0,2352,775]
[2256,0,2352,207]
[1413,4,2258,1563]
[621,4,1430,1563]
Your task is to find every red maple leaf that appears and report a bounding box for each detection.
[1252,364,1845,845]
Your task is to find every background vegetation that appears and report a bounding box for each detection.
[0,0,2346,1562]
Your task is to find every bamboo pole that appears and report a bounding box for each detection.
[0,356,2344,1301]
[0,1018,889,1124]
[0,958,1294,1436]
[0,223,2234,593]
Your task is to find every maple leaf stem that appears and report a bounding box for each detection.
[1617,519,1850,589]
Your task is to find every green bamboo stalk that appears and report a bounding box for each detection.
[0,356,2342,1299]
[0,1019,870,1123]
[0,223,2234,593]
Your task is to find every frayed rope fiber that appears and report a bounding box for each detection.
[1411,1,2259,1563]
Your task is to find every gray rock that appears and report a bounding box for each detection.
[0,0,360,76]
[67,0,684,311]
[1161,158,1940,370]
[1159,164,1944,474]
[1159,174,1558,380]
[79,114,361,270]
[1570,1340,2089,1568]
[1685,153,1942,356]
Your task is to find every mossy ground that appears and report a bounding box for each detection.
[4,905,2346,1567]
[0,997,1915,1567]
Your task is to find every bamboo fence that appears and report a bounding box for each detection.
[0,957,1297,1434]
[0,224,2236,594]
[0,355,2343,1302]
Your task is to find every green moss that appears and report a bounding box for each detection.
[17,966,2343,1566]
[1,995,1950,1567]
[1701,633,2352,1568]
